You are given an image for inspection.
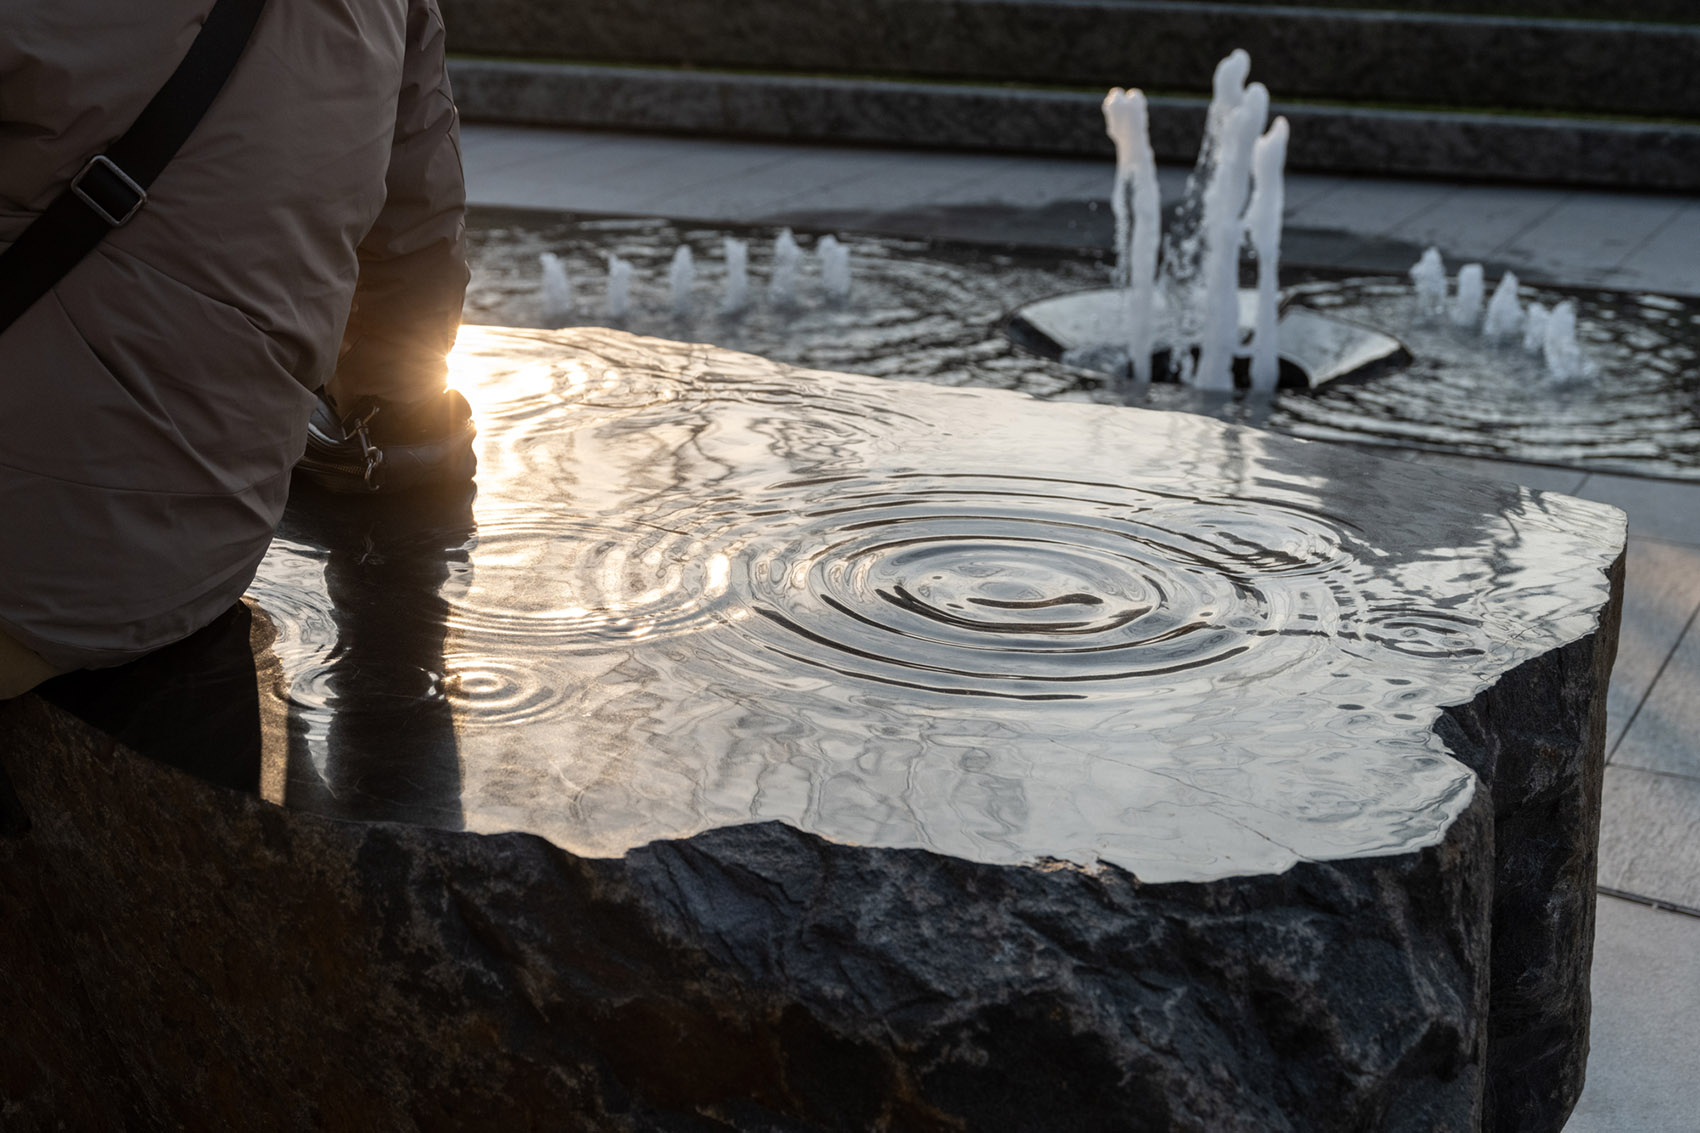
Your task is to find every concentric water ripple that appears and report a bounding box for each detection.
[688,475,1361,701]
[441,655,571,728]
[287,662,446,716]
[432,511,738,653]
[239,325,1623,882]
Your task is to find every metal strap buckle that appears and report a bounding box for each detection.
[349,406,386,491]
[70,155,148,227]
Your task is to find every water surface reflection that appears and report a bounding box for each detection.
[225,328,1621,883]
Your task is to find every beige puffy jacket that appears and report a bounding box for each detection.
[0,0,469,669]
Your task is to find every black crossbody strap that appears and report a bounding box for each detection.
[0,0,268,336]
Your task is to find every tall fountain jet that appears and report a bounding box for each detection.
[1193,81,1269,391]
[1100,51,1288,393]
[1162,49,1254,349]
[1103,87,1161,384]
[1246,117,1289,391]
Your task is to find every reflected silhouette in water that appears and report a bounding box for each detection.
[36,480,473,833]
[269,480,474,830]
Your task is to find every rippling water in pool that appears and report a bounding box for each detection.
[1269,279,1700,477]
[247,327,1621,883]
[466,212,1700,479]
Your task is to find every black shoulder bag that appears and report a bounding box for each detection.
[0,0,268,337]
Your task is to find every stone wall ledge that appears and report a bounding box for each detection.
[439,0,1700,119]
[450,60,1700,192]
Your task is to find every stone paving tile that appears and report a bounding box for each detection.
[1280,172,1348,215]
[1606,539,1700,757]
[468,140,812,217]
[921,160,1116,211]
[1498,193,1693,290]
[1597,766,1700,913]
[1575,473,1700,547]
[743,153,1031,217]
[1602,200,1700,299]
[1392,185,1574,271]
[1565,896,1700,1132]
[1613,609,1700,779]
[674,150,1013,223]
[1283,178,1463,241]
[458,124,610,175]
[631,150,903,220]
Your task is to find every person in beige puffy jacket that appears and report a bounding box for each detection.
[0,0,472,697]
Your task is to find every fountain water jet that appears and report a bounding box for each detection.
[1410,249,1448,320]
[1103,87,1160,384]
[539,252,572,325]
[668,246,695,318]
[1095,52,1289,392]
[1523,302,1552,353]
[1246,117,1289,392]
[1544,301,1583,380]
[769,228,802,309]
[1451,263,1486,329]
[605,254,633,322]
[1161,48,1253,346]
[1411,249,1587,379]
[1194,82,1269,391]
[722,237,750,316]
[817,235,852,303]
[1483,272,1524,341]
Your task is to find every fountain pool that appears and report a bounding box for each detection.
[466,210,1700,481]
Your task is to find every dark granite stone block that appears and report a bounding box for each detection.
[438,0,1700,118]
[0,695,1494,1130]
[0,329,1625,1129]
[449,61,1700,191]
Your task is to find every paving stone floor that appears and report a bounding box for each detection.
[460,124,1700,1130]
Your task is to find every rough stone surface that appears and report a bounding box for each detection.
[448,60,1700,192]
[0,696,1494,1131]
[1435,615,1621,1129]
[0,330,1625,1130]
[438,0,1700,118]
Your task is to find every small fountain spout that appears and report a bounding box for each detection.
[669,246,696,318]
[1483,272,1523,341]
[769,228,802,310]
[722,238,750,316]
[818,235,852,304]
[540,252,573,325]
[1410,248,1448,320]
[1543,301,1583,380]
[1450,264,1485,329]
[605,254,633,322]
